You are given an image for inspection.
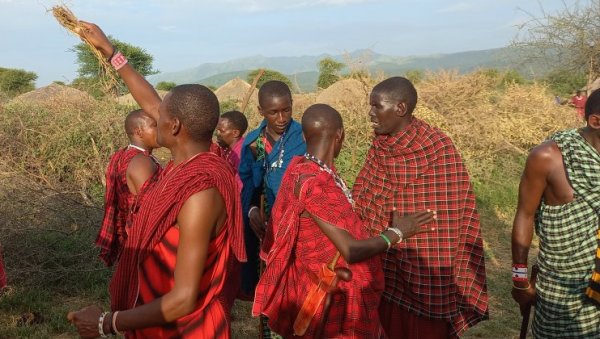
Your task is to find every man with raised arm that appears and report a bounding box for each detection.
[66,21,246,338]
[253,104,435,338]
[512,89,600,338]
[353,77,489,338]
[96,109,161,266]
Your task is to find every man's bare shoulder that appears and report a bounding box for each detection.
[524,140,562,174]
[127,153,157,173]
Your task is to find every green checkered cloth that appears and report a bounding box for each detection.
[532,129,600,338]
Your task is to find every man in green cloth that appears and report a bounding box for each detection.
[511,88,600,338]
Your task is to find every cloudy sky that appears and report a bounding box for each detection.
[0,0,573,86]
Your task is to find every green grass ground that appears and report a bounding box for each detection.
[0,154,535,338]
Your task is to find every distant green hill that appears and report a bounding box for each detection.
[150,47,544,93]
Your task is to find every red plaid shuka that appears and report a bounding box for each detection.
[352,118,489,336]
[253,157,384,338]
[109,152,246,338]
[96,146,161,266]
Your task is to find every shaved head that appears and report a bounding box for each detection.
[372,76,418,115]
[124,109,152,136]
[258,80,292,106]
[301,104,343,143]
[165,84,220,142]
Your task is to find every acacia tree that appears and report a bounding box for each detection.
[247,69,293,90]
[156,81,176,91]
[317,57,345,89]
[0,67,37,97]
[73,36,158,95]
[512,1,600,91]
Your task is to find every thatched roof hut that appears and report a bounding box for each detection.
[9,83,96,108]
[316,79,370,108]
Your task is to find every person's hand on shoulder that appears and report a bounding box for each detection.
[391,209,436,240]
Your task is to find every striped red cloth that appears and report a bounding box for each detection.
[109,152,246,337]
[96,146,161,266]
[254,157,384,338]
[352,118,489,337]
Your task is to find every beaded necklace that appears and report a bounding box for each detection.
[304,153,354,205]
[257,127,286,172]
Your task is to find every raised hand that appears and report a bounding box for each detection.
[77,21,114,58]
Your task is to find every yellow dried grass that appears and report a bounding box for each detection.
[51,5,119,96]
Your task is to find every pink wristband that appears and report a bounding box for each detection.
[110,51,128,71]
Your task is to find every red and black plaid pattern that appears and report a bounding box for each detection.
[109,152,246,326]
[254,157,384,338]
[95,147,160,266]
[353,118,488,336]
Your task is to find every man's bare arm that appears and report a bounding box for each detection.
[511,142,555,315]
[78,21,161,122]
[68,189,224,334]
[511,143,554,265]
[310,210,435,264]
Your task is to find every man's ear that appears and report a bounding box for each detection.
[171,117,182,136]
[396,102,408,117]
[232,129,241,139]
[336,127,344,142]
[588,114,600,129]
[258,105,264,117]
[134,126,144,138]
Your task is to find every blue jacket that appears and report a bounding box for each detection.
[239,119,306,219]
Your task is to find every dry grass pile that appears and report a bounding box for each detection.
[216,78,258,108]
[9,83,96,110]
[316,78,371,108]
[0,99,128,196]
[417,70,580,177]
[116,90,169,106]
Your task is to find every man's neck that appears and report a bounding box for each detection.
[227,137,241,149]
[265,125,283,142]
[580,126,600,153]
[388,116,413,137]
[170,141,211,165]
[129,141,150,153]
[306,144,334,168]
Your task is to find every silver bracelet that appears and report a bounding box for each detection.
[387,227,403,244]
[98,311,110,338]
[248,206,259,218]
[112,310,123,336]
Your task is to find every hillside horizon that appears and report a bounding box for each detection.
[148,46,542,92]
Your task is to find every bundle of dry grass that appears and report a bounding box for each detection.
[51,5,118,95]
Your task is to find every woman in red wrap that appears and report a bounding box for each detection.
[66,22,246,338]
[253,104,435,338]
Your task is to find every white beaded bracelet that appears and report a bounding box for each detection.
[387,227,404,244]
[98,311,110,338]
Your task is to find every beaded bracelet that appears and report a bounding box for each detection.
[512,263,528,282]
[380,233,392,250]
[386,227,403,244]
[98,311,110,338]
[110,51,128,71]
